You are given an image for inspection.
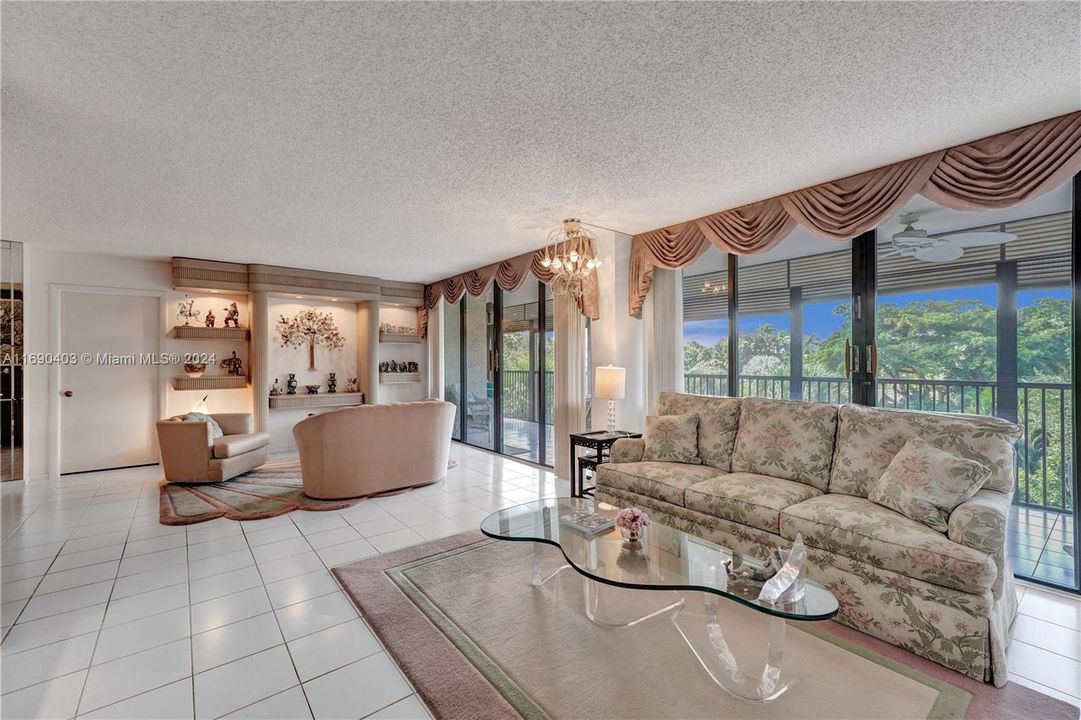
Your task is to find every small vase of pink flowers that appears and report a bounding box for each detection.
[616,507,650,546]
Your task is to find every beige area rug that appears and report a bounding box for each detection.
[159,458,458,525]
[158,460,359,525]
[334,531,1079,720]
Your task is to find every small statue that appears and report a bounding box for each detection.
[286,373,298,394]
[223,302,241,329]
[407,361,419,373]
[269,378,283,396]
[205,309,216,328]
[345,377,358,393]
[219,350,243,376]
[176,297,200,326]
[327,373,337,393]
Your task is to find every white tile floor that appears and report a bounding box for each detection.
[1,443,1079,718]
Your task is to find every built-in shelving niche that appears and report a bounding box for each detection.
[269,392,365,410]
[173,376,248,391]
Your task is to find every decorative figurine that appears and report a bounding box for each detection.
[407,361,419,373]
[219,350,243,376]
[223,302,242,329]
[327,373,337,393]
[176,296,200,326]
[204,309,216,328]
[345,377,358,393]
[305,384,321,394]
[286,373,298,394]
[269,378,283,396]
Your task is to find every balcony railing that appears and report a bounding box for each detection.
[684,373,1074,514]
[501,369,554,425]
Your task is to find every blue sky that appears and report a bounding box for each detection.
[684,285,1069,346]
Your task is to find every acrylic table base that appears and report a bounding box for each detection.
[672,594,794,703]
[530,544,795,704]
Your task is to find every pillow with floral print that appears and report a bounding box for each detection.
[642,413,701,464]
[868,437,990,533]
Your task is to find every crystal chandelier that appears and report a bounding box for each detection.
[539,218,602,298]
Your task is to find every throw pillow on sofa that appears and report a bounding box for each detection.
[179,412,224,440]
[642,413,701,464]
[868,437,990,533]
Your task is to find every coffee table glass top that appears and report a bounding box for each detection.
[480,497,839,621]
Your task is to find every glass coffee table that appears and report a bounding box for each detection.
[480,497,839,703]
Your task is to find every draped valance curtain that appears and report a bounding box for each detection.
[423,241,601,322]
[629,111,1081,317]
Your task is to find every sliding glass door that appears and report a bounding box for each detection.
[875,181,1075,590]
[443,281,555,466]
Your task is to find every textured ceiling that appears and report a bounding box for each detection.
[2,2,1079,283]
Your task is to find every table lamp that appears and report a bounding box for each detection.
[594,365,626,433]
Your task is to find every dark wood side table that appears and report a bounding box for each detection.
[569,430,641,498]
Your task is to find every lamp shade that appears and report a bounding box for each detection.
[594,365,626,400]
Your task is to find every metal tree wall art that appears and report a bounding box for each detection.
[276,309,345,371]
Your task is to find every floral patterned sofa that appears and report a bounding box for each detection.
[594,392,1023,686]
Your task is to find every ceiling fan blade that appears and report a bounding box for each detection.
[940,231,1017,248]
[913,243,964,262]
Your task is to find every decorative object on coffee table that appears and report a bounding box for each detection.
[594,365,626,432]
[615,506,650,544]
[569,430,641,498]
[277,308,345,371]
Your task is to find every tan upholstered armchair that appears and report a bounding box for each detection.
[156,413,270,483]
[294,400,456,499]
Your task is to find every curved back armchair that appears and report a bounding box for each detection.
[294,399,456,500]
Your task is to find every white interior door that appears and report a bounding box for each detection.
[60,292,159,474]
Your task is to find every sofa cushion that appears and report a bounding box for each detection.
[829,404,1022,497]
[685,472,822,534]
[730,397,838,491]
[642,414,701,464]
[657,392,741,471]
[868,438,990,533]
[213,432,271,459]
[779,495,997,594]
[595,462,724,507]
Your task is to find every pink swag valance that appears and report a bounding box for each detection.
[422,239,601,335]
[629,111,1081,317]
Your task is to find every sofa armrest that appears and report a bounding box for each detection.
[948,489,1010,556]
[610,438,644,464]
[155,420,213,482]
[213,413,253,436]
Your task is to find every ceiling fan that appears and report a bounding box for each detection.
[886,211,1017,262]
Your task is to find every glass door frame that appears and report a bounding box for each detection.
[451,280,552,467]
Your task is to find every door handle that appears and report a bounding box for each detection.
[844,339,852,377]
[62,391,73,398]
[869,343,878,376]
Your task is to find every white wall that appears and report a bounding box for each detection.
[23,247,251,479]
[588,230,646,432]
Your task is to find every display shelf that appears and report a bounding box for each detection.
[173,325,250,341]
[173,376,248,391]
[378,332,422,344]
[269,392,365,410]
[379,373,420,384]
